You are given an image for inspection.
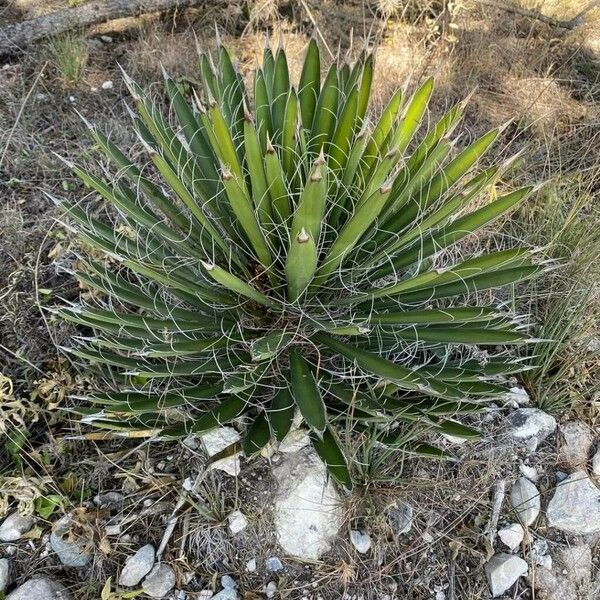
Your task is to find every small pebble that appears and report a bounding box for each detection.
[227,510,248,535]
[101,80,114,90]
[245,558,256,572]
[350,530,371,554]
[266,556,283,572]
[266,581,277,599]
[221,575,237,589]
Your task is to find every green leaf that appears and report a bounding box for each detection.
[310,426,353,489]
[268,387,295,441]
[243,411,271,456]
[162,395,248,437]
[35,495,64,519]
[314,333,424,391]
[298,38,321,130]
[289,348,327,434]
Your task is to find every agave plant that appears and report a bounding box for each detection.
[56,38,541,488]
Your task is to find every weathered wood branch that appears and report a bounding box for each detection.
[0,0,208,56]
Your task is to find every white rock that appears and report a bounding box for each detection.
[485,553,528,597]
[507,408,556,451]
[227,510,247,535]
[534,544,592,600]
[505,386,531,406]
[273,447,343,560]
[182,435,199,450]
[558,421,593,470]
[6,577,72,600]
[510,477,540,526]
[105,525,121,536]
[265,556,283,572]
[266,581,277,599]
[0,513,34,542]
[592,447,600,477]
[198,592,214,600]
[50,515,93,567]
[350,530,371,554]
[201,427,241,476]
[497,523,524,551]
[531,539,552,569]
[519,463,539,482]
[221,575,236,589]
[0,559,9,593]
[547,471,600,534]
[388,500,413,535]
[211,589,238,600]
[245,558,256,572]
[119,544,156,587]
[101,80,114,90]
[100,35,113,43]
[278,428,310,454]
[142,564,176,598]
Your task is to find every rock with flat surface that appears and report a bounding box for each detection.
[142,564,176,598]
[0,513,34,542]
[278,428,310,454]
[510,477,540,526]
[6,577,72,600]
[119,544,156,587]
[485,553,528,597]
[211,589,238,600]
[497,523,524,551]
[533,544,592,600]
[547,471,600,534]
[558,421,593,470]
[227,510,247,535]
[50,515,93,567]
[273,447,343,560]
[265,557,283,572]
[592,447,600,477]
[201,427,241,476]
[507,409,556,451]
[0,558,9,592]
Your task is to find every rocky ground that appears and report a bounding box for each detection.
[1,388,600,599]
[1,1,600,599]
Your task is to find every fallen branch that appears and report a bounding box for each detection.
[0,0,208,56]
[475,0,600,30]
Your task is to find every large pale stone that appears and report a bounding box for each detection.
[50,515,93,567]
[592,447,600,477]
[533,544,592,600]
[485,553,528,597]
[6,577,72,600]
[273,447,343,560]
[0,513,34,542]
[507,408,556,451]
[0,559,9,593]
[558,421,593,470]
[546,471,600,534]
[142,564,176,598]
[119,544,156,587]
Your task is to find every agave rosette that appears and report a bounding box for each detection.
[56,38,541,487]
